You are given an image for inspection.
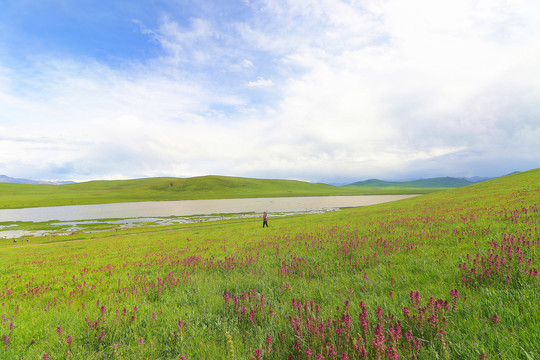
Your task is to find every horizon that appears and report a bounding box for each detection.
[0,171,512,186]
[1,1,540,183]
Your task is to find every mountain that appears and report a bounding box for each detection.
[460,176,492,183]
[346,176,475,188]
[0,175,74,185]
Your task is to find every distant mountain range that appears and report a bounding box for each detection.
[345,176,491,188]
[0,175,75,185]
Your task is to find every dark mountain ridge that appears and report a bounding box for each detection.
[346,176,479,188]
[0,175,74,185]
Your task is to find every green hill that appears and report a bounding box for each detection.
[0,175,438,209]
[347,176,475,188]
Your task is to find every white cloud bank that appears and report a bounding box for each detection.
[1,0,540,182]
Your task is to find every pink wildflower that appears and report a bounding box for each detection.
[375,306,384,321]
[386,346,400,360]
[266,333,272,352]
[490,314,501,325]
[253,348,263,360]
[177,319,185,332]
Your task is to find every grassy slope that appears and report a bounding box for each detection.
[0,175,440,209]
[0,169,538,359]
[0,169,540,360]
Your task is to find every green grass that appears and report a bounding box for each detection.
[0,169,538,359]
[0,175,442,209]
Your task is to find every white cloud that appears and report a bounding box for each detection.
[1,0,540,182]
[246,77,273,87]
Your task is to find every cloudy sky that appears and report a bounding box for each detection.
[1,0,539,184]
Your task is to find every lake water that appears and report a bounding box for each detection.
[0,195,418,222]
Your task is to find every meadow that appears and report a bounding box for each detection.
[0,175,442,209]
[0,169,538,359]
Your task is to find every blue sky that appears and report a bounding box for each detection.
[1,0,540,183]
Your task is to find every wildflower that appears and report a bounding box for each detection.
[413,339,422,352]
[8,323,14,331]
[177,319,185,333]
[66,335,73,345]
[253,348,263,360]
[2,335,10,346]
[386,346,399,360]
[409,290,421,308]
[375,306,384,321]
[402,307,410,319]
[98,332,106,341]
[43,354,51,360]
[266,333,272,352]
[490,314,501,325]
[56,326,63,336]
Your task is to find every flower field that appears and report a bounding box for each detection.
[1,169,539,359]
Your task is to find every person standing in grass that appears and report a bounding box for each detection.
[262,212,269,228]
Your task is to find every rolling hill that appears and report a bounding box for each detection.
[0,175,439,209]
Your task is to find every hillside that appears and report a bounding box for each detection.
[0,168,538,359]
[347,176,475,188]
[0,175,439,209]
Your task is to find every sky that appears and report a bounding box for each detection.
[1,0,540,184]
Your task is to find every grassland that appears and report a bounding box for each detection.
[0,169,538,359]
[0,175,445,209]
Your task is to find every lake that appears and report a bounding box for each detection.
[0,195,418,222]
